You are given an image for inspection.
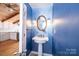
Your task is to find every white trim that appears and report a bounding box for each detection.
[22,49,27,53]
[22,4,27,53]
[29,51,53,56]
[19,3,23,53]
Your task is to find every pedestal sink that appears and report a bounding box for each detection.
[32,34,48,56]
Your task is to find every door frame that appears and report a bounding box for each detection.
[19,3,27,53]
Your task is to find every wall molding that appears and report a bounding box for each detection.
[22,49,27,53]
[29,51,53,56]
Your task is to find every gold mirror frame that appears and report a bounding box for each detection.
[37,15,47,32]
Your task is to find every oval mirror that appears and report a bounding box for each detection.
[37,15,47,32]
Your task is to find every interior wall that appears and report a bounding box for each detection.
[24,3,79,56]
[0,32,18,41]
[9,32,17,40]
[53,3,79,56]
[0,32,10,41]
[25,3,32,55]
[30,3,53,54]
[0,21,19,32]
[0,21,19,41]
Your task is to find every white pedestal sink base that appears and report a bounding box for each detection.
[38,43,42,56]
[32,35,48,56]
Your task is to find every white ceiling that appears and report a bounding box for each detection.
[29,3,52,8]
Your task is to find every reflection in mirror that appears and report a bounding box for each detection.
[37,15,47,32]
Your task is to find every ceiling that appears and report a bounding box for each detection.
[29,3,52,8]
[0,3,19,24]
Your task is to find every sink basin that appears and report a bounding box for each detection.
[32,35,48,43]
[32,34,49,56]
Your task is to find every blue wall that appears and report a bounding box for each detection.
[24,3,32,55]
[31,4,54,54]
[25,3,79,56]
[53,3,79,56]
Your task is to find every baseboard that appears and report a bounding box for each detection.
[22,49,27,53]
[30,51,53,56]
[18,49,27,54]
[17,49,27,56]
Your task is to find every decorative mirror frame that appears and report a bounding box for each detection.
[37,15,47,32]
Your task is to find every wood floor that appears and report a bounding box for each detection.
[0,40,19,56]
